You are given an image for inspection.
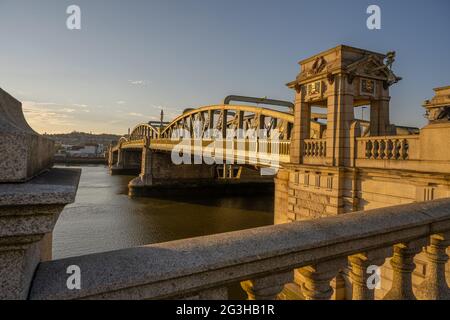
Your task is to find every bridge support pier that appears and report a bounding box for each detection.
[128,141,217,197]
[110,148,141,175]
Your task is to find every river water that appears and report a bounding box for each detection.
[53,165,274,259]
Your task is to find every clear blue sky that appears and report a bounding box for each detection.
[0,0,449,134]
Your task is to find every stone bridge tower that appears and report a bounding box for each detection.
[275,45,450,299]
[288,45,399,167]
[276,45,402,222]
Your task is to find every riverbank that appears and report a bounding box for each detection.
[54,156,107,165]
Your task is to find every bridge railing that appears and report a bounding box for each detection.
[302,138,327,165]
[356,135,421,161]
[29,198,450,300]
[147,138,291,165]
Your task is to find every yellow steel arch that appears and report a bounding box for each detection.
[159,104,294,140]
[128,123,160,141]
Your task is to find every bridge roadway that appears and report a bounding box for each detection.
[110,104,297,168]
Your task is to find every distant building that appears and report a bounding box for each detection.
[56,143,105,158]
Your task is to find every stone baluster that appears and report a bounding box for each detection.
[377,140,383,159]
[383,239,427,300]
[386,139,393,159]
[400,139,407,160]
[415,233,450,300]
[384,139,389,159]
[241,271,294,300]
[348,247,392,300]
[392,139,399,159]
[298,258,347,300]
[372,140,378,159]
[380,140,386,159]
[365,140,373,159]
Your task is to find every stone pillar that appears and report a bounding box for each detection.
[107,146,113,167]
[116,148,123,168]
[383,239,427,300]
[415,233,450,300]
[298,258,347,300]
[241,271,294,300]
[274,168,290,224]
[139,138,153,185]
[0,88,81,299]
[326,75,355,167]
[290,86,310,164]
[370,98,391,136]
[0,170,80,299]
[348,247,392,300]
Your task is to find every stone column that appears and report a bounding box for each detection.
[415,233,450,300]
[139,137,153,185]
[290,86,310,164]
[0,88,81,299]
[108,145,113,167]
[370,98,390,136]
[383,239,427,300]
[348,247,392,300]
[241,271,294,300]
[116,148,123,168]
[326,74,355,167]
[0,169,80,299]
[298,258,347,300]
[274,168,290,224]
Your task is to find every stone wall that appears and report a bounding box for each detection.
[0,88,54,182]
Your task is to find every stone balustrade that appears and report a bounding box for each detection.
[28,198,450,300]
[303,139,327,158]
[356,135,420,161]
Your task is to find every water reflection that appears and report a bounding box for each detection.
[53,165,274,259]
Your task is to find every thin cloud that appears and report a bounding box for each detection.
[34,102,59,106]
[59,108,76,113]
[127,112,144,117]
[128,80,149,86]
[116,100,126,105]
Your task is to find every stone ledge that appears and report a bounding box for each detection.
[28,197,450,300]
[0,167,81,299]
[0,168,81,207]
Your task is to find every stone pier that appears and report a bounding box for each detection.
[0,88,80,299]
[128,139,218,196]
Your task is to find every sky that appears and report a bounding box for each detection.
[0,0,449,135]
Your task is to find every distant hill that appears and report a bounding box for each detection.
[44,131,122,146]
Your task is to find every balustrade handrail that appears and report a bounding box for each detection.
[356,134,420,141]
[304,138,327,142]
[29,198,450,300]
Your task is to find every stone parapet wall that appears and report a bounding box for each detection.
[0,88,54,182]
[27,198,450,300]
